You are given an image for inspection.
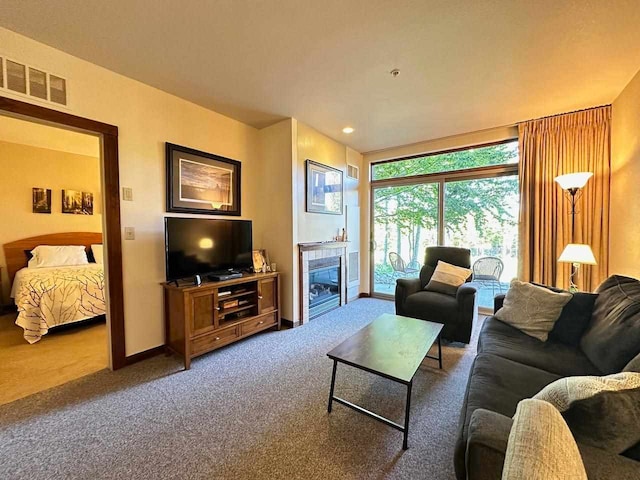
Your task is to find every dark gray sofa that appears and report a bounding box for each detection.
[454,275,640,480]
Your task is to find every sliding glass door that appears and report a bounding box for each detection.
[444,176,519,308]
[371,183,439,295]
[370,140,519,309]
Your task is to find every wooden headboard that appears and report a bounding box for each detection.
[3,232,103,285]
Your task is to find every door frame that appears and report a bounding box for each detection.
[0,95,127,370]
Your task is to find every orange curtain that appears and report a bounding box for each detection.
[518,106,610,292]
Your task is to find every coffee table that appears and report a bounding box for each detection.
[326,313,443,449]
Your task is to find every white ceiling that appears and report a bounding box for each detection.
[1,0,639,153]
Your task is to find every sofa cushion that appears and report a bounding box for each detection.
[624,352,640,373]
[403,290,458,320]
[454,353,561,480]
[548,291,598,347]
[502,399,587,480]
[478,316,602,376]
[534,372,640,454]
[581,275,640,374]
[495,280,571,341]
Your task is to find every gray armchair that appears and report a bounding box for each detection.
[395,246,477,344]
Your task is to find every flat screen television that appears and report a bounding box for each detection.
[165,217,253,281]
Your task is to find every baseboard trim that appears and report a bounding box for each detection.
[125,345,165,366]
[281,318,299,328]
[358,293,371,298]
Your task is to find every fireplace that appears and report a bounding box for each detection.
[308,257,341,318]
[299,242,348,325]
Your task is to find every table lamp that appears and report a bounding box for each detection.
[558,243,597,292]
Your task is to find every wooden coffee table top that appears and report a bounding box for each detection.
[327,313,443,384]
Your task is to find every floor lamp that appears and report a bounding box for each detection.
[554,172,597,292]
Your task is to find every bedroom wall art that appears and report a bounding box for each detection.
[62,189,93,215]
[32,187,51,214]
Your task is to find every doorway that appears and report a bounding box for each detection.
[0,96,125,379]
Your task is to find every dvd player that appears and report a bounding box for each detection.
[208,272,243,281]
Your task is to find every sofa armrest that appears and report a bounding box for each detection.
[466,409,513,480]
[395,277,422,315]
[494,294,506,313]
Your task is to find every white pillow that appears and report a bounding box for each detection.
[425,260,472,295]
[28,245,89,268]
[495,279,571,341]
[91,244,104,264]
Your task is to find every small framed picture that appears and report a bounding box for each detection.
[305,160,343,215]
[166,142,241,216]
[252,249,270,272]
[32,188,51,214]
[62,189,84,214]
[82,192,94,215]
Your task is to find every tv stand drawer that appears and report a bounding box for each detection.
[192,326,238,355]
[241,313,277,336]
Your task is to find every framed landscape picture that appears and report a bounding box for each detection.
[305,160,343,215]
[166,143,241,215]
[32,187,51,214]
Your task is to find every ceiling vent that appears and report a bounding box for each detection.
[0,57,68,107]
[347,164,359,180]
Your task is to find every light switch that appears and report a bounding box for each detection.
[122,187,133,201]
[124,227,135,240]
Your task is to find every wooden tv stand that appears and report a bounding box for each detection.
[163,272,280,369]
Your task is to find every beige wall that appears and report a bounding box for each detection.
[0,27,261,357]
[295,121,348,243]
[0,140,102,300]
[293,121,363,322]
[255,119,296,321]
[611,69,640,278]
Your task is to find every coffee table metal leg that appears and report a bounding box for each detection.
[328,359,338,413]
[438,334,443,370]
[403,380,413,450]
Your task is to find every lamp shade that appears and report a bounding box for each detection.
[554,172,593,190]
[558,244,597,265]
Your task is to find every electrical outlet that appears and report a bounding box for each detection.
[124,227,135,240]
[122,187,133,201]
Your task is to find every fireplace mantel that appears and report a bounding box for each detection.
[298,241,349,251]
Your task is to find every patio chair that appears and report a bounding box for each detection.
[471,256,504,297]
[389,252,420,278]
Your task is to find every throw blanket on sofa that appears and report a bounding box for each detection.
[11,264,106,343]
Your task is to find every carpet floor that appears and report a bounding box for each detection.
[0,313,107,406]
[0,299,482,479]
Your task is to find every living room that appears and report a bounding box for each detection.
[0,2,639,479]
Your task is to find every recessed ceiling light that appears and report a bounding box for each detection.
[342,127,354,134]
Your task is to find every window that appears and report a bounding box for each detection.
[372,141,518,180]
[371,140,519,310]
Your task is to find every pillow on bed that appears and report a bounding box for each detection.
[91,244,104,264]
[28,245,89,268]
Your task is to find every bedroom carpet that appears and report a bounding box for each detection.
[0,313,107,406]
[0,299,483,479]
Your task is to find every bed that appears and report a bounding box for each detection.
[3,232,105,344]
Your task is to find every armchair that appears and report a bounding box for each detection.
[395,246,477,343]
